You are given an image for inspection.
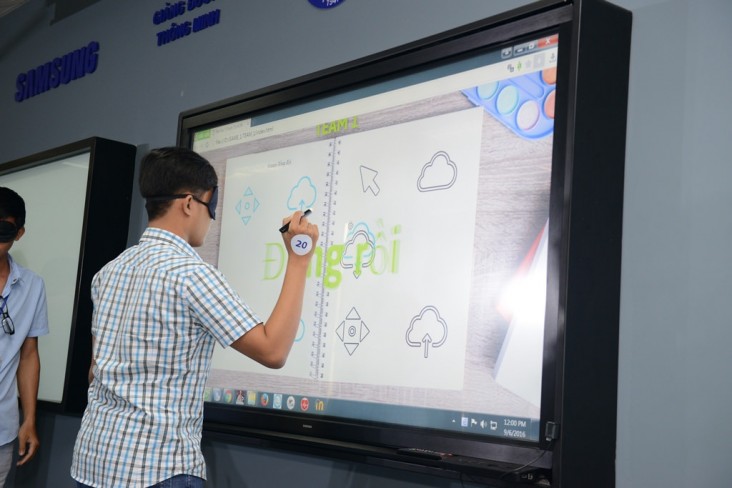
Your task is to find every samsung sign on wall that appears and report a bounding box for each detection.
[12,0,341,102]
[13,0,224,102]
[14,41,99,103]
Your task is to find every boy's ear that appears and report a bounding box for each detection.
[181,195,195,217]
[15,227,25,241]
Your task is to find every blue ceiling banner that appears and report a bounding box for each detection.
[308,0,345,9]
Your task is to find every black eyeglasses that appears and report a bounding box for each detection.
[0,295,12,335]
[1,310,13,335]
[146,186,218,220]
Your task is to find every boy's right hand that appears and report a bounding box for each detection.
[280,210,319,262]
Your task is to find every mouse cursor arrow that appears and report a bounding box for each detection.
[359,166,380,196]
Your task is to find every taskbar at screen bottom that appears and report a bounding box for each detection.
[204,387,540,442]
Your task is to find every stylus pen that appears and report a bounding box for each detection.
[279,209,312,233]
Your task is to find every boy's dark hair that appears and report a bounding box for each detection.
[140,147,218,220]
[0,187,26,229]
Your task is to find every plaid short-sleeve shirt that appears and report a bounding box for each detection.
[71,228,260,487]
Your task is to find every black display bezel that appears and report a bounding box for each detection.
[177,0,632,483]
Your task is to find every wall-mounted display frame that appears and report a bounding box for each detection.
[0,137,136,414]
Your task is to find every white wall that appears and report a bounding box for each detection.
[613,0,732,486]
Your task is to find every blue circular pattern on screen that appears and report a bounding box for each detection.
[308,0,345,8]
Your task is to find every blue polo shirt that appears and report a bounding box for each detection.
[0,254,49,446]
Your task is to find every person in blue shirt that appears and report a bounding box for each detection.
[0,187,49,487]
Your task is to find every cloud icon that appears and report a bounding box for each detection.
[406,306,448,358]
[287,176,317,211]
[417,151,458,192]
[342,227,375,278]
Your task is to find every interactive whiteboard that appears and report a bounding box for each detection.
[0,153,89,403]
[0,138,136,413]
[189,36,558,442]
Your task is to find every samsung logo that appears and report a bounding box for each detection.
[15,41,99,102]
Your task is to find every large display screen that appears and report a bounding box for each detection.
[183,23,564,456]
[178,0,634,481]
[0,152,90,403]
[0,138,136,413]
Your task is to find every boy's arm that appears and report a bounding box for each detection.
[231,210,318,368]
[16,336,40,466]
